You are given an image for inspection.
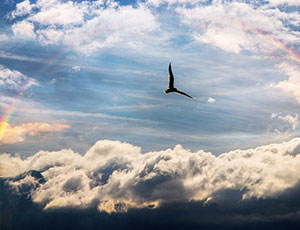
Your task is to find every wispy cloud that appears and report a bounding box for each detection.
[17,108,160,125]
[176,1,300,56]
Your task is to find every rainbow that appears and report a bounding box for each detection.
[0,49,66,143]
[239,21,300,65]
[202,15,300,65]
[0,79,35,142]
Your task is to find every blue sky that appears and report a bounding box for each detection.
[0,0,300,156]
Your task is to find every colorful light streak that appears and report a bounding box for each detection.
[0,50,65,144]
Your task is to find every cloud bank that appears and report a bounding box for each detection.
[2,138,300,213]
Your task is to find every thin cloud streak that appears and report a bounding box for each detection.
[17,108,161,125]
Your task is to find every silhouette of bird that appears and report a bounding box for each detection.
[164,63,193,99]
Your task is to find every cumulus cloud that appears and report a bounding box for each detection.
[10,0,158,55]
[0,122,70,145]
[2,138,300,213]
[10,0,33,18]
[12,20,36,39]
[0,65,37,90]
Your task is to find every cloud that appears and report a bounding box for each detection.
[278,114,299,130]
[0,65,37,90]
[10,0,158,55]
[267,0,300,6]
[273,62,300,103]
[2,138,300,214]
[28,0,85,25]
[207,97,216,103]
[176,1,299,55]
[147,0,200,7]
[1,122,70,145]
[71,66,80,73]
[271,112,299,130]
[12,20,36,39]
[10,0,33,18]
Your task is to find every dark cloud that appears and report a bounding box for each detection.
[2,177,300,230]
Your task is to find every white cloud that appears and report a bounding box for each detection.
[176,2,299,55]
[207,97,216,103]
[71,66,80,73]
[271,113,278,118]
[273,63,300,103]
[278,114,298,130]
[147,0,201,7]
[28,1,85,25]
[11,0,33,18]
[12,20,36,39]
[0,65,37,90]
[2,138,300,213]
[267,0,300,6]
[194,23,249,54]
[0,122,70,145]
[271,112,298,130]
[10,0,158,55]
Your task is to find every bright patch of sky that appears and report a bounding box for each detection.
[0,0,300,155]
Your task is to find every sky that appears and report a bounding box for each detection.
[1,0,300,229]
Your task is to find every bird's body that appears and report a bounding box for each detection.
[164,63,193,99]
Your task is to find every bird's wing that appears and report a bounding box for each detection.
[168,63,174,89]
[174,90,193,98]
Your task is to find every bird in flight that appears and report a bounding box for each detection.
[164,63,193,99]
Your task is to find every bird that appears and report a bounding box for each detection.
[164,63,193,99]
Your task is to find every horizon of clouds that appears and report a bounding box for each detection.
[2,137,300,213]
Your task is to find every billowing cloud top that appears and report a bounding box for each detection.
[10,0,158,55]
[2,138,300,213]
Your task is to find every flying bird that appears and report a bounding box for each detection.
[164,63,193,99]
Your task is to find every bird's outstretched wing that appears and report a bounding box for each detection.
[174,90,193,98]
[168,63,174,89]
